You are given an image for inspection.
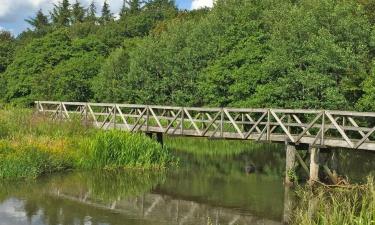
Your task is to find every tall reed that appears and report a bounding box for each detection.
[79,130,175,169]
[292,178,375,225]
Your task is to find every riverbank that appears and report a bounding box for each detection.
[0,108,176,179]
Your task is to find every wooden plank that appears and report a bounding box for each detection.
[295,151,309,176]
[115,105,131,130]
[130,108,147,132]
[325,112,354,148]
[270,110,295,142]
[164,109,182,133]
[183,109,202,135]
[223,109,244,138]
[202,111,221,136]
[245,114,262,133]
[355,126,375,149]
[295,113,322,143]
[87,104,99,127]
[292,114,312,135]
[244,112,267,139]
[149,107,165,132]
[348,117,366,137]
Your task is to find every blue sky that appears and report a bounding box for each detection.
[0,0,213,35]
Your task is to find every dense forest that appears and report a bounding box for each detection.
[1,0,375,111]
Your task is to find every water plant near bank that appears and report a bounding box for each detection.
[292,179,375,225]
[0,107,175,179]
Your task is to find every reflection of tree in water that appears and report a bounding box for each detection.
[0,170,166,225]
[161,148,286,221]
[47,170,166,203]
[177,143,285,178]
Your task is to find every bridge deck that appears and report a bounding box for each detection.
[35,101,375,151]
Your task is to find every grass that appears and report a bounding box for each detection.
[292,178,375,225]
[79,130,176,169]
[0,107,176,179]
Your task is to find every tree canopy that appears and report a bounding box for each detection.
[1,0,375,112]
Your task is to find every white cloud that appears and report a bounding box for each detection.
[0,0,123,21]
[0,0,124,34]
[191,0,213,9]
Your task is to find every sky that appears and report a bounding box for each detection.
[0,0,214,35]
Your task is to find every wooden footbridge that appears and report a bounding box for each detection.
[35,101,375,184]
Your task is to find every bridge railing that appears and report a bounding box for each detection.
[35,101,375,151]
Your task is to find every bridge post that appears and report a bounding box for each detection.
[283,186,294,224]
[285,142,296,185]
[330,149,339,182]
[84,103,88,127]
[309,147,320,185]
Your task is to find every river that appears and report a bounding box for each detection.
[0,139,374,225]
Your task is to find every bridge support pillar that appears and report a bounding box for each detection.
[285,142,296,185]
[309,147,320,185]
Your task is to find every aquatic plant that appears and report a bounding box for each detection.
[292,178,375,225]
[80,130,175,169]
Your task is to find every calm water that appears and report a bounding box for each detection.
[0,142,374,225]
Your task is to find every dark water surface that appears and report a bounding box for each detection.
[0,142,374,225]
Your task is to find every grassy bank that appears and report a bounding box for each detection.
[0,107,175,179]
[292,179,375,225]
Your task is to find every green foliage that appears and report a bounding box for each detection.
[0,31,15,73]
[2,29,108,105]
[82,130,174,169]
[0,142,74,179]
[51,0,71,27]
[71,0,85,24]
[2,0,375,110]
[25,9,50,32]
[293,178,375,225]
[85,1,97,23]
[0,108,176,179]
[100,0,114,24]
[92,46,131,102]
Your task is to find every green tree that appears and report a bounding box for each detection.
[25,9,49,31]
[246,0,371,109]
[119,0,129,18]
[85,1,97,23]
[2,29,109,105]
[100,0,114,24]
[71,0,85,23]
[129,0,141,14]
[0,31,15,73]
[51,0,71,27]
[92,46,131,102]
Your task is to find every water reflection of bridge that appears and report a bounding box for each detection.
[50,188,283,225]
